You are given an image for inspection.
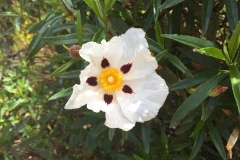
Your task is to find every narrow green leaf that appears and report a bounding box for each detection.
[178,48,221,69]
[27,12,63,60]
[166,53,192,76]
[62,0,74,13]
[203,96,222,121]
[108,128,115,141]
[104,0,116,13]
[190,120,204,137]
[147,37,164,53]
[0,124,11,144]
[58,70,80,79]
[159,0,184,10]
[14,116,30,136]
[18,135,40,148]
[217,112,239,131]
[230,65,240,113]
[169,142,192,152]
[133,154,144,160]
[170,73,227,127]
[0,12,19,17]
[41,33,78,45]
[207,120,226,160]
[225,0,238,32]
[76,10,83,45]
[162,34,215,48]
[196,47,226,61]
[153,0,162,22]
[155,50,167,62]
[49,87,73,101]
[144,9,154,31]
[49,53,71,62]
[109,16,129,34]
[141,123,150,153]
[3,151,13,160]
[228,21,240,60]
[84,0,105,24]
[155,21,164,47]
[121,131,128,145]
[47,59,77,78]
[92,27,106,43]
[170,70,218,91]
[190,127,205,160]
[202,0,213,36]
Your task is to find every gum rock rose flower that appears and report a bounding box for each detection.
[65,28,169,131]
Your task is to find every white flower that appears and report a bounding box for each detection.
[65,28,169,131]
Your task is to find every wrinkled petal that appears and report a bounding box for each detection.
[121,48,158,80]
[80,36,123,68]
[86,89,115,112]
[65,64,101,109]
[105,102,135,131]
[118,28,157,80]
[116,73,168,122]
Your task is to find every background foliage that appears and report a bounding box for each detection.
[1,0,240,159]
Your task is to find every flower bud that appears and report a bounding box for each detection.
[187,85,228,97]
[69,45,81,59]
[156,65,163,70]
[209,85,228,97]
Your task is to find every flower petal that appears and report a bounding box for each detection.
[65,64,101,109]
[118,28,157,80]
[105,102,135,131]
[116,73,169,122]
[80,36,123,68]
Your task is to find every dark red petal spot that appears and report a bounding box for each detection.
[101,58,110,68]
[86,77,98,86]
[104,94,113,105]
[120,63,132,74]
[122,85,134,94]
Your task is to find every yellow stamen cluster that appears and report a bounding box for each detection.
[99,68,123,91]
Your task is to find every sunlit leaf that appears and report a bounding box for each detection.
[230,65,240,113]
[49,87,73,100]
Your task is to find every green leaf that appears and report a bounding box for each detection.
[147,37,164,53]
[155,50,167,62]
[49,53,71,62]
[207,120,226,160]
[104,0,116,13]
[27,12,63,60]
[189,127,205,160]
[58,70,80,79]
[144,9,154,31]
[162,34,215,48]
[133,154,144,160]
[47,59,77,78]
[141,123,150,153]
[170,70,218,91]
[228,21,240,60]
[190,120,204,137]
[230,65,240,113]
[168,142,192,152]
[0,12,19,17]
[166,53,192,76]
[92,27,106,43]
[202,0,213,36]
[225,0,238,32]
[203,96,222,121]
[84,0,105,24]
[0,124,11,144]
[196,47,226,61]
[62,0,74,13]
[170,73,227,127]
[108,128,115,141]
[41,33,78,45]
[49,87,73,100]
[18,135,40,148]
[76,10,83,46]
[3,151,13,160]
[121,131,128,145]
[153,0,162,22]
[155,21,164,47]
[159,0,184,10]
[217,112,239,131]
[178,48,221,69]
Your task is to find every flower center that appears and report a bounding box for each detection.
[99,68,123,91]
